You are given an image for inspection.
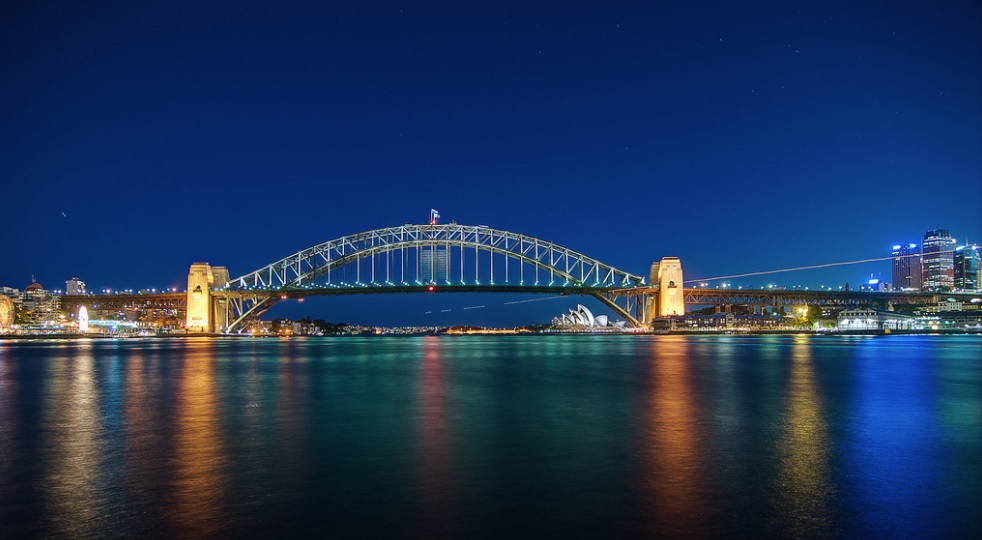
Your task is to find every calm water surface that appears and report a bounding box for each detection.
[1,335,980,538]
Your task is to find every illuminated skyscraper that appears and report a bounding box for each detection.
[954,245,979,292]
[921,229,955,291]
[891,243,921,291]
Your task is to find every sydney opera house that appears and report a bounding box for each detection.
[553,304,627,329]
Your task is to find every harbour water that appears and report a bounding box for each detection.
[1,335,980,538]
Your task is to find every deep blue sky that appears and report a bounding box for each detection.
[3,1,980,324]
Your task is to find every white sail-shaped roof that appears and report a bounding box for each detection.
[576,304,595,326]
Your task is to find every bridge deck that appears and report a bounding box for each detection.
[213,284,610,299]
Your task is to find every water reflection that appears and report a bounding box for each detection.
[0,335,977,537]
[0,350,14,507]
[772,336,834,537]
[934,339,982,533]
[274,340,306,491]
[124,348,173,531]
[42,342,106,537]
[171,349,226,536]
[848,337,946,537]
[642,336,712,537]
[416,336,456,535]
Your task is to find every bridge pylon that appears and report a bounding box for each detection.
[186,262,229,333]
[643,257,685,325]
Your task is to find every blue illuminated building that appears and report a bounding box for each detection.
[954,245,980,292]
[922,230,956,291]
[891,243,921,291]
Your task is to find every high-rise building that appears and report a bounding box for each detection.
[891,243,921,291]
[954,245,980,292]
[66,277,86,295]
[921,229,955,291]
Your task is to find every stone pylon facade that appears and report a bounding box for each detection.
[645,257,685,324]
[186,263,230,332]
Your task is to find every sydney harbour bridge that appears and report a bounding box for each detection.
[59,223,977,333]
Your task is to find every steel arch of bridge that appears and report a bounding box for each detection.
[218,224,647,332]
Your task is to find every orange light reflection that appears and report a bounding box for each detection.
[643,336,712,537]
[171,350,226,536]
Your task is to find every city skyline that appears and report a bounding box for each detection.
[3,1,980,324]
[5,222,978,329]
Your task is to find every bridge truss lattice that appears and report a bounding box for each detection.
[218,224,647,332]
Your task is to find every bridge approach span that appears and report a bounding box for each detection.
[604,287,979,308]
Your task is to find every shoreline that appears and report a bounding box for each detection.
[2,329,980,341]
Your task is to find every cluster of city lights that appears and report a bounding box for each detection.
[689,282,840,291]
[83,287,182,295]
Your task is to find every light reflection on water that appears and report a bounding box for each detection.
[772,335,834,537]
[847,336,950,537]
[0,335,979,538]
[0,347,15,518]
[416,336,455,537]
[642,336,712,538]
[123,347,170,532]
[172,349,226,537]
[41,342,107,538]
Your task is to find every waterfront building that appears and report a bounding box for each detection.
[891,243,922,291]
[1,287,21,306]
[837,308,917,331]
[922,229,955,291]
[19,281,61,324]
[935,300,964,312]
[954,245,980,292]
[552,304,626,329]
[66,277,86,295]
[680,312,735,330]
[917,310,982,330]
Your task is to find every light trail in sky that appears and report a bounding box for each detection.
[427,298,558,316]
[684,255,910,283]
[503,296,566,305]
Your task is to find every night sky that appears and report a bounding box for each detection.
[3,1,980,325]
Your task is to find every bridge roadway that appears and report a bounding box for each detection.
[217,284,980,306]
[217,284,611,299]
[59,287,978,322]
[608,287,980,307]
[60,293,187,314]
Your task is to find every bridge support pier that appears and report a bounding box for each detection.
[186,263,229,333]
[644,257,685,326]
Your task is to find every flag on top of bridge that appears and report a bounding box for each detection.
[430,209,440,224]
